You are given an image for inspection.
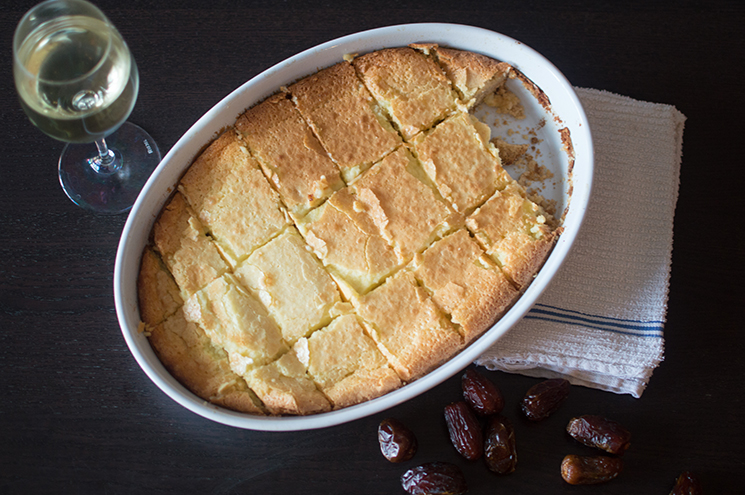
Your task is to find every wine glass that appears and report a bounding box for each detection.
[13,0,161,214]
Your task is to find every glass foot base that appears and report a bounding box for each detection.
[58,122,162,215]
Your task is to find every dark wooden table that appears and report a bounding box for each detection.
[1,1,743,493]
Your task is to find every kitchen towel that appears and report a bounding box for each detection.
[476,87,685,398]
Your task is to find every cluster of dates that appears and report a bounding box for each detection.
[379,369,701,494]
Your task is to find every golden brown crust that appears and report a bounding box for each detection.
[414,112,513,214]
[236,93,344,218]
[351,146,459,261]
[178,130,289,265]
[182,274,287,374]
[428,46,511,108]
[325,367,402,409]
[138,247,183,327]
[246,350,331,415]
[289,61,401,182]
[147,308,264,414]
[502,231,557,289]
[299,314,402,408]
[152,192,229,298]
[354,270,463,382]
[414,229,519,343]
[353,47,457,140]
[466,183,556,289]
[296,187,401,295]
[141,47,561,416]
[233,228,341,345]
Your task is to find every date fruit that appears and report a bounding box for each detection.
[378,417,417,462]
[561,454,623,485]
[444,401,483,460]
[484,414,517,474]
[462,369,504,416]
[566,415,631,454]
[521,378,570,421]
[401,462,467,495]
[669,471,703,495]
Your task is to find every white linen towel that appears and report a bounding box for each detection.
[476,87,686,398]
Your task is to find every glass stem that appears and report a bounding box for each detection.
[90,137,119,174]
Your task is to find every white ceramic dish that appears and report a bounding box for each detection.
[114,23,593,431]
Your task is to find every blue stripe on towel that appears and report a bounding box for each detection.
[525,303,664,338]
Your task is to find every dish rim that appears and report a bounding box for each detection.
[114,22,593,431]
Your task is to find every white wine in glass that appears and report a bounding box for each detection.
[13,0,161,214]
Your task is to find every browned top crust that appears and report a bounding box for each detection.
[152,192,229,298]
[245,350,331,415]
[138,247,182,327]
[236,93,344,218]
[289,61,401,182]
[233,228,341,345]
[178,130,289,265]
[148,308,265,414]
[414,112,512,215]
[429,45,511,108]
[354,270,463,382]
[138,46,560,417]
[414,229,518,343]
[297,187,401,295]
[353,47,458,140]
[466,183,556,289]
[351,146,459,261]
[297,314,402,409]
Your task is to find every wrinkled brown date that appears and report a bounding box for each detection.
[401,462,467,495]
[669,471,703,495]
[484,414,517,474]
[378,417,417,462]
[566,415,631,455]
[462,368,504,416]
[444,401,483,460]
[521,378,570,421]
[561,454,623,485]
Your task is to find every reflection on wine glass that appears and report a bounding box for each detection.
[13,0,161,214]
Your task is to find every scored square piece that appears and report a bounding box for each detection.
[412,43,512,109]
[182,274,287,375]
[414,111,513,214]
[413,229,519,344]
[152,192,229,299]
[178,130,289,266]
[353,47,458,140]
[148,308,265,414]
[296,186,401,297]
[246,350,331,416]
[294,314,402,409]
[466,183,557,289]
[354,270,463,382]
[138,247,183,327]
[351,146,459,262]
[233,228,341,345]
[289,61,401,182]
[236,93,344,218]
